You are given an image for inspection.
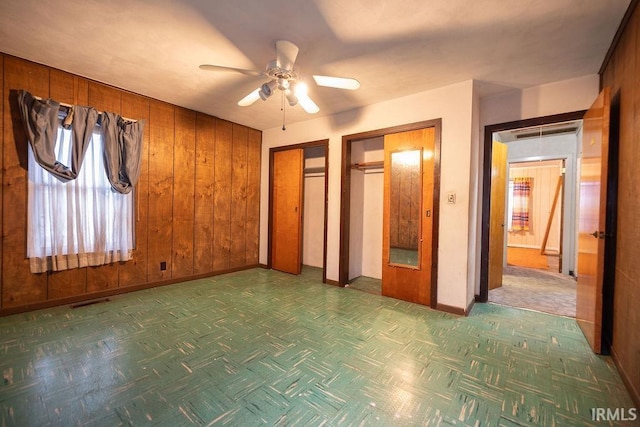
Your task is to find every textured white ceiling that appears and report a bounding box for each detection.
[0,0,630,130]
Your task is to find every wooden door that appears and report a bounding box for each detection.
[271,148,304,274]
[382,128,435,306]
[489,141,508,289]
[576,88,610,354]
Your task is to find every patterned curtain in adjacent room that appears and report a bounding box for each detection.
[511,177,532,231]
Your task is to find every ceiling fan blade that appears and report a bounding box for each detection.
[238,88,261,106]
[275,40,299,70]
[199,64,262,77]
[312,75,360,90]
[297,92,319,114]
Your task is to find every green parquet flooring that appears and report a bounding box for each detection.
[0,267,635,426]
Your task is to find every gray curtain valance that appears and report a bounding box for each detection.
[102,112,145,194]
[17,89,144,191]
[18,90,99,182]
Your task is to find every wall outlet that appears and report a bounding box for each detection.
[447,192,456,204]
[160,261,167,271]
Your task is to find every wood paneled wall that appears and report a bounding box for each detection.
[0,54,261,314]
[600,1,640,405]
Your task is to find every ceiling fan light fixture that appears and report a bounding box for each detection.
[285,89,298,107]
[277,78,290,91]
[294,82,308,96]
[312,75,360,90]
[201,40,356,120]
[259,80,277,101]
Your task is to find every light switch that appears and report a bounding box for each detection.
[447,192,456,204]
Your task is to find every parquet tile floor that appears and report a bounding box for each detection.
[0,267,635,426]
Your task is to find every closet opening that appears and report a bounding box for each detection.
[268,140,329,282]
[347,136,384,294]
[338,119,441,309]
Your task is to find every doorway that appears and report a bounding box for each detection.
[480,112,586,317]
[268,140,329,282]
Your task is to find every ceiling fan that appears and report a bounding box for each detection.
[199,40,360,115]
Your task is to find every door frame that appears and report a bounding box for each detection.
[338,119,442,309]
[479,111,586,302]
[268,139,330,282]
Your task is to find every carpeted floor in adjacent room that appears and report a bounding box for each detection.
[489,265,577,318]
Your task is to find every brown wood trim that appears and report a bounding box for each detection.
[267,149,275,269]
[435,300,474,316]
[339,119,442,306]
[270,139,328,152]
[0,265,261,317]
[599,0,639,77]
[479,111,587,302]
[611,345,640,406]
[430,119,442,309]
[324,278,340,287]
[339,136,351,286]
[268,140,329,280]
[465,299,475,316]
[435,303,466,316]
[322,143,330,284]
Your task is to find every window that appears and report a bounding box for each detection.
[27,124,134,273]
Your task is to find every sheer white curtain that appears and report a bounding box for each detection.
[27,126,134,273]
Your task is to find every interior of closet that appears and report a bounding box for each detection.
[348,136,384,281]
[302,146,326,269]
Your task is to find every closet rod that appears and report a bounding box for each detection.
[33,95,138,123]
[304,166,325,174]
[351,161,384,171]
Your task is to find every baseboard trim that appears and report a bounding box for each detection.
[611,345,640,407]
[436,299,475,316]
[325,278,340,287]
[0,264,260,317]
[465,299,475,316]
[436,303,466,316]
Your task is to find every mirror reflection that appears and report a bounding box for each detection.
[389,149,421,267]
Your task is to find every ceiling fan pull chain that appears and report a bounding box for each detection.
[281,91,286,131]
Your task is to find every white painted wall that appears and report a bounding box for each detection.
[261,80,476,310]
[480,75,600,128]
[303,153,325,268]
[473,74,600,295]
[260,75,600,311]
[468,83,482,308]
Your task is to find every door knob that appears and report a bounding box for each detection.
[591,230,598,238]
